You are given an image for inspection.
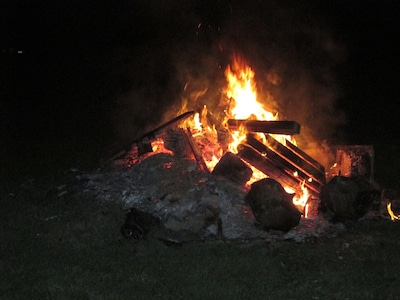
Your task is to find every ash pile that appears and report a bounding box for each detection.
[81,152,336,243]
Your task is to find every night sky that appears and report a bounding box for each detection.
[1,1,400,181]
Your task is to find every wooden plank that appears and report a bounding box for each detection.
[184,128,210,173]
[244,135,324,195]
[102,111,195,164]
[227,119,300,135]
[237,144,317,194]
[263,134,326,185]
[285,138,326,174]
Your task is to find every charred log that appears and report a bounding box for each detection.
[164,128,193,158]
[263,134,326,185]
[103,111,195,163]
[245,178,301,232]
[329,145,374,182]
[285,138,325,175]
[212,152,252,185]
[243,134,323,195]
[227,119,300,135]
[184,128,210,173]
[319,175,380,223]
[237,144,301,191]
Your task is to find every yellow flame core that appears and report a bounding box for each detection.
[387,202,400,221]
[224,57,310,214]
[175,56,310,215]
[225,64,275,121]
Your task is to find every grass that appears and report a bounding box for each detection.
[2,135,400,299]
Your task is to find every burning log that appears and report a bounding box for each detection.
[328,145,374,182]
[184,128,210,173]
[319,175,380,223]
[227,119,300,135]
[285,138,325,175]
[103,111,195,163]
[245,178,301,232]
[237,144,301,191]
[242,134,324,195]
[263,134,326,185]
[212,152,253,186]
[164,128,193,158]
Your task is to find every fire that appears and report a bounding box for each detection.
[179,55,310,214]
[223,56,310,212]
[224,59,276,121]
[222,57,296,152]
[292,181,310,217]
[387,202,400,221]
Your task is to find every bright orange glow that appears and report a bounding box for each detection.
[292,181,310,217]
[151,138,173,155]
[387,202,400,221]
[158,55,312,215]
[222,57,308,209]
[222,56,296,153]
[223,57,274,153]
[284,181,310,217]
[224,60,276,121]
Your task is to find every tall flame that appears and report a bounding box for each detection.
[225,59,276,121]
[177,55,310,215]
[222,56,310,213]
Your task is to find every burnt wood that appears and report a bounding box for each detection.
[184,128,210,173]
[285,138,325,174]
[227,119,300,135]
[164,128,193,158]
[263,134,326,185]
[237,144,306,193]
[246,178,301,231]
[240,135,324,195]
[212,151,253,185]
[103,111,195,164]
[319,175,380,222]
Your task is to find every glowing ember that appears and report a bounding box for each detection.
[151,138,169,153]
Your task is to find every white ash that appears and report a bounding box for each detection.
[79,153,342,242]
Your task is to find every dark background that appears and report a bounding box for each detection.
[1,0,399,187]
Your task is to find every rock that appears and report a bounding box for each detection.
[121,208,162,239]
[245,178,301,232]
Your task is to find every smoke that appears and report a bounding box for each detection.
[110,0,347,166]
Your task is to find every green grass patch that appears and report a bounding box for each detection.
[1,187,400,299]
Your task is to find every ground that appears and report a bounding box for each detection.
[1,135,400,299]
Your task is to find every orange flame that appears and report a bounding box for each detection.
[224,59,276,121]
[176,55,310,214]
[222,56,310,213]
[387,202,399,221]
